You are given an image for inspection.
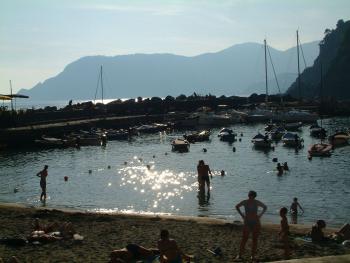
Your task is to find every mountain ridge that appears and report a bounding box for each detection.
[19,41,320,100]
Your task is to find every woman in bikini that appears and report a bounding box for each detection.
[235,190,267,261]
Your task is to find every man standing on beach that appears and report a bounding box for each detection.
[36,165,48,201]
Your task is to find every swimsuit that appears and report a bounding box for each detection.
[243,201,259,230]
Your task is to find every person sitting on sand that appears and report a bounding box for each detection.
[235,191,267,262]
[310,220,329,243]
[157,229,192,263]
[279,207,290,259]
[28,218,78,243]
[110,244,160,263]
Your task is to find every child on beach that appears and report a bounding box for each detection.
[279,207,290,259]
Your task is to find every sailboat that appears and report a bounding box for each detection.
[308,44,332,157]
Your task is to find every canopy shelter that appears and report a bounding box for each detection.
[0,95,12,100]
[4,94,29,99]
[1,93,29,111]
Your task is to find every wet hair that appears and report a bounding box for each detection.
[280,207,288,216]
[198,160,204,166]
[44,165,48,169]
[293,197,298,201]
[160,229,169,239]
[316,220,326,228]
[248,190,257,198]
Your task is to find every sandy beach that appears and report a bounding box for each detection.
[0,203,349,262]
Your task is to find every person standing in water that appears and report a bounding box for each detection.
[235,191,267,262]
[36,165,48,201]
[197,160,212,193]
[290,197,304,224]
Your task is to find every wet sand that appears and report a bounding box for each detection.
[0,203,349,262]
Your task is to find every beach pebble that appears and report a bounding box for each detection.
[73,234,84,241]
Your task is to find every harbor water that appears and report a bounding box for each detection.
[1,118,350,226]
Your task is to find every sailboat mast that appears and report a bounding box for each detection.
[100,66,104,104]
[264,39,268,103]
[297,30,301,102]
[9,80,13,112]
[320,44,323,130]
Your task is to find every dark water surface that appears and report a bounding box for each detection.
[1,118,350,226]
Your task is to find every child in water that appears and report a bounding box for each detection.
[279,207,290,259]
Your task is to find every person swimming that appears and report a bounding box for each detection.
[283,162,289,171]
[276,163,283,175]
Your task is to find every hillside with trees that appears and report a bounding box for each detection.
[287,19,350,100]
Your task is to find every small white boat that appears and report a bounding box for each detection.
[251,133,272,148]
[171,139,190,152]
[282,132,303,147]
[308,143,332,157]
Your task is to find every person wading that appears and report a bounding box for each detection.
[36,165,48,201]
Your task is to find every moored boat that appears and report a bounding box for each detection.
[106,129,130,140]
[310,124,326,138]
[308,143,332,157]
[283,122,303,131]
[183,130,210,143]
[171,139,190,152]
[218,128,237,142]
[282,132,303,148]
[251,133,272,148]
[328,132,350,147]
[269,127,286,141]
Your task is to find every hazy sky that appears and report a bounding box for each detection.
[1,0,349,94]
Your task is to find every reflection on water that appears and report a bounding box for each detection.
[1,118,350,226]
